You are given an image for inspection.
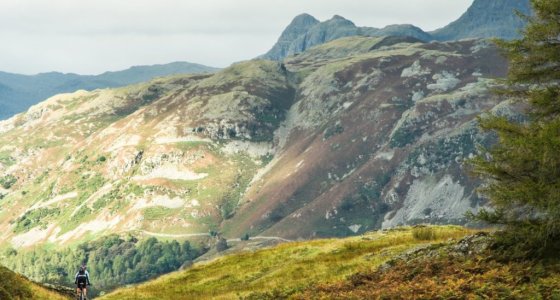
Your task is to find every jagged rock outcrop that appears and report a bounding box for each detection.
[263,15,433,61]
[262,0,531,61]
[262,13,320,61]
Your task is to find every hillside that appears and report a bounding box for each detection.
[0,265,71,300]
[262,0,531,60]
[98,226,560,299]
[0,62,219,121]
[0,36,513,255]
[99,226,474,299]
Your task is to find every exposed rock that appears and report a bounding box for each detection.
[262,14,320,60]
[216,237,229,252]
[0,36,511,247]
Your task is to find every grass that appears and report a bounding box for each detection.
[99,226,472,300]
[411,225,437,240]
[294,242,560,299]
[0,266,70,300]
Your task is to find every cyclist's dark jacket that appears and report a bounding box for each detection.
[75,269,90,286]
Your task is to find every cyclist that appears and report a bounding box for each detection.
[74,264,91,299]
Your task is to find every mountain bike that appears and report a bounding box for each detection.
[76,283,87,300]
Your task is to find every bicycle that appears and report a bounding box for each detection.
[76,282,88,300]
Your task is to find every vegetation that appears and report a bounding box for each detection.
[0,152,15,167]
[295,239,560,299]
[0,174,17,189]
[1,235,201,297]
[470,0,560,257]
[411,226,436,241]
[0,265,69,300]
[13,207,61,233]
[99,226,472,299]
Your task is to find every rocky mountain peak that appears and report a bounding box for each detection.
[261,14,320,60]
[326,15,356,26]
[262,0,532,61]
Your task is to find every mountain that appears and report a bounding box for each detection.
[263,13,320,61]
[0,36,512,252]
[0,62,219,121]
[262,15,431,60]
[262,0,531,61]
[431,0,532,40]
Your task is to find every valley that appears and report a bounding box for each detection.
[2,0,557,299]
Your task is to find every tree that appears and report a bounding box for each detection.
[471,0,560,256]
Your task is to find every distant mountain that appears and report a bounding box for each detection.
[263,0,532,61]
[263,13,320,61]
[431,0,532,40]
[0,62,219,120]
[262,15,431,60]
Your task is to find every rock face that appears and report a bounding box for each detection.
[262,15,432,61]
[431,0,532,41]
[0,61,219,121]
[262,13,320,61]
[262,0,531,61]
[0,36,511,247]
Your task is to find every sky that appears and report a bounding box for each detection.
[0,0,473,75]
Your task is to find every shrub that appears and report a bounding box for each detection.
[0,175,17,189]
[412,226,436,241]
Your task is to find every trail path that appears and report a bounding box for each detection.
[140,230,292,242]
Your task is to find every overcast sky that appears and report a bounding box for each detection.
[0,0,473,75]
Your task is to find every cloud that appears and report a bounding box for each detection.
[0,0,472,74]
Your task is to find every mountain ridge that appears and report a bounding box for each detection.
[262,0,531,61]
[0,61,219,121]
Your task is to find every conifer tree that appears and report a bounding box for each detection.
[471,0,560,256]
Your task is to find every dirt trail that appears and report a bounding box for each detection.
[140,230,292,242]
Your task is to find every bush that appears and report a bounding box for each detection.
[412,226,436,241]
[0,175,17,189]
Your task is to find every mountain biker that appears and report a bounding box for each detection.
[74,264,91,299]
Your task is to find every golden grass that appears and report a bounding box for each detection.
[28,284,71,300]
[0,266,70,300]
[99,225,474,300]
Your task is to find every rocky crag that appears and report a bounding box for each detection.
[263,0,531,61]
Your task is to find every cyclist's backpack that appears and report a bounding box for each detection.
[77,270,87,284]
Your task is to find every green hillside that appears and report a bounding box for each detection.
[99,226,472,299]
[0,265,70,300]
[98,225,560,300]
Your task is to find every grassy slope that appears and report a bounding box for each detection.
[99,226,472,300]
[0,266,70,300]
[294,237,560,299]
